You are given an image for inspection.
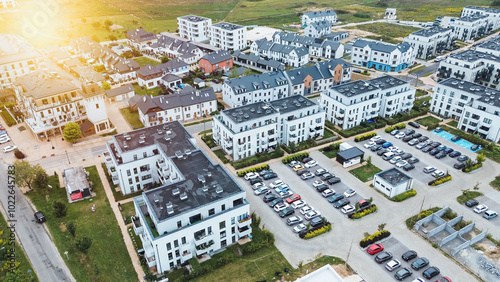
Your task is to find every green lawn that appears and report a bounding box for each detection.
[490,175,500,191]
[319,129,335,140]
[26,166,136,282]
[447,120,459,128]
[457,191,484,204]
[133,57,161,67]
[350,163,382,182]
[416,89,429,97]
[213,149,230,164]
[0,212,38,281]
[133,84,161,97]
[408,65,426,74]
[345,23,421,40]
[416,116,441,127]
[120,108,144,129]
[119,201,136,224]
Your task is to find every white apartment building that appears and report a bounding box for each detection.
[304,21,331,38]
[273,32,344,59]
[212,96,325,161]
[222,71,290,107]
[177,15,212,42]
[209,22,247,51]
[351,39,415,72]
[475,34,500,57]
[251,39,309,68]
[404,27,454,59]
[129,86,217,126]
[461,6,500,30]
[301,10,337,27]
[437,49,500,89]
[320,75,415,130]
[0,0,15,8]
[0,34,46,88]
[449,14,490,42]
[432,78,500,142]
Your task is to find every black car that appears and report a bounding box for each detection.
[412,132,422,138]
[465,198,479,207]
[457,155,469,162]
[435,127,443,133]
[429,149,440,156]
[328,194,344,203]
[404,129,415,135]
[259,169,273,176]
[297,169,310,176]
[375,252,393,263]
[250,178,263,185]
[435,152,447,159]
[302,157,313,163]
[449,151,461,158]
[402,135,413,142]
[263,194,278,203]
[316,184,329,192]
[408,157,419,164]
[371,144,382,151]
[411,257,429,270]
[262,172,277,180]
[377,149,388,156]
[279,206,295,218]
[430,142,441,148]
[443,147,454,154]
[34,211,46,223]
[422,146,433,153]
[401,250,417,261]
[403,163,415,171]
[268,198,283,207]
[375,139,387,145]
[401,153,413,160]
[408,121,420,128]
[321,173,335,181]
[471,144,481,151]
[451,135,461,142]
[394,267,413,281]
[327,177,341,185]
[333,198,350,208]
[418,136,429,142]
[454,162,465,169]
[422,266,440,279]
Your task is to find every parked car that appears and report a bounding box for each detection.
[430,142,441,148]
[402,135,413,142]
[483,210,498,219]
[394,267,413,281]
[436,145,446,151]
[465,199,479,207]
[279,190,293,198]
[454,162,465,170]
[403,163,415,171]
[411,257,429,270]
[377,149,388,156]
[412,132,422,138]
[449,151,461,158]
[259,169,273,176]
[268,198,283,207]
[269,180,284,189]
[316,184,329,192]
[252,182,265,190]
[275,184,290,193]
[457,155,469,162]
[291,200,307,209]
[435,127,443,133]
[409,121,420,128]
[293,164,305,171]
[429,149,440,156]
[263,194,278,203]
[395,132,405,139]
[34,211,46,223]
[394,149,405,156]
[286,216,303,226]
[401,250,417,261]
[364,141,376,149]
[473,204,488,213]
[341,205,355,214]
[279,206,295,218]
[300,172,315,180]
[383,152,395,160]
[396,160,408,168]
[418,136,429,142]
[305,160,318,168]
[262,172,277,180]
[471,144,481,151]
[288,160,300,167]
[436,277,452,282]
[302,157,313,163]
[371,144,382,151]
[315,168,329,176]
[435,152,447,159]
[0,136,11,144]
[244,172,259,180]
[371,136,382,142]
[327,177,341,185]
[322,189,335,198]
[443,148,454,154]
[299,206,313,215]
[401,153,413,160]
[274,202,289,212]
[408,139,419,146]
[297,169,310,176]
[343,188,356,198]
[367,243,384,255]
[333,198,350,208]
[416,142,427,150]
[422,266,440,279]
[304,210,321,220]
[310,216,324,227]
[391,129,399,135]
[254,187,269,195]
[375,252,393,263]
[408,157,419,164]
[423,166,436,173]
[390,156,402,164]
[375,138,387,145]
[422,146,433,153]
[382,142,393,148]
[404,129,415,135]
[433,170,445,178]
[386,259,401,271]
[358,199,370,208]
[250,178,263,185]
[293,224,307,233]
[328,194,344,203]
[312,180,325,187]
[321,173,335,181]
[285,194,301,204]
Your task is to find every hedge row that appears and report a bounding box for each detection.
[463,163,483,173]
[438,124,491,148]
[383,109,428,125]
[322,142,341,152]
[384,123,406,133]
[354,132,377,142]
[237,164,270,177]
[282,152,309,164]
[330,119,387,138]
[359,230,391,248]
[303,223,332,239]
[349,205,377,219]
[429,175,452,186]
[232,149,284,170]
[391,189,417,202]
[0,110,16,126]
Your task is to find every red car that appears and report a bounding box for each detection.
[367,243,384,255]
[286,194,301,204]
[436,277,451,282]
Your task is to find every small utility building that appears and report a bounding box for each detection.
[336,146,364,168]
[374,168,413,198]
[64,167,92,203]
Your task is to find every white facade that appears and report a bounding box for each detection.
[449,14,490,42]
[461,6,500,30]
[385,8,397,20]
[209,22,247,51]
[273,32,344,59]
[301,10,337,27]
[404,27,454,59]
[304,21,331,38]
[212,96,325,161]
[147,35,204,65]
[320,75,415,130]
[251,39,310,68]
[374,168,414,198]
[0,0,15,8]
[177,15,212,42]
[351,39,415,72]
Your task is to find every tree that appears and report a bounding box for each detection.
[228,68,239,79]
[75,236,93,254]
[63,122,82,143]
[53,201,68,218]
[476,153,486,165]
[366,156,372,166]
[67,222,77,238]
[13,160,45,190]
[378,223,386,232]
[104,19,113,30]
[101,81,111,90]
[33,169,49,189]
[108,34,117,42]
[464,158,474,170]
[91,22,101,29]
[160,56,170,63]
[243,68,252,77]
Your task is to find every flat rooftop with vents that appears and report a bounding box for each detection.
[178,15,210,22]
[212,22,244,31]
[376,167,411,186]
[330,80,378,97]
[144,150,244,222]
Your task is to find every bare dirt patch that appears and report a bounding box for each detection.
[59,224,67,232]
[337,28,378,38]
[332,264,354,277]
[476,241,500,262]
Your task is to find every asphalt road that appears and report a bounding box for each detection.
[0,161,74,282]
[413,63,439,77]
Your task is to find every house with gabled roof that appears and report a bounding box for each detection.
[126,28,158,50]
[301,10,337,27]
[351,39,414,72]
[147,35,204,65]
[304,20,332,38]
[199,51,233,75]
[272,32,344,59]
[137,58,189,89]
[251,39,309,67]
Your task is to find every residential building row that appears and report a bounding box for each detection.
[104,121,251,273]
[146,34,204,65]
[449,13,491,42]
[232,51,285,72]
[431,77,500,142]
[304,21,332,38]
[128,86,217,126]
[212,95,325,161]
[126,28,158,51]
[350,39,415,72]
[0,0,15,8]
[273,32,344,59]
[403,26,455,59]
[222,58,352,107]
[461,6,500,30]
[301,10,337,27]
[137,58,189,89]
[319,75,416,130]
[198,51,233,75]
[251,39,309,68]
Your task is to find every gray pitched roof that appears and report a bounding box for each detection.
[105,84,135,98]
[273,31,341,51]
[151,35,201,55]
[464,6,500,14]
[304,10,337,19]
[308,20,332,31]
[201,51,232,65]
[225,71,289,95]
[233,51,285,70]
[134,86,216,113]
[137,58,188,76]
[255,39,309,57]
[353,39,411,53]
[126,28,157,42]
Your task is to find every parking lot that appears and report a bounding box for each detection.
[467,195,500,223]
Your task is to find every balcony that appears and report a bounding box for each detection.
[194,232,214,246]
[237,216,252,228]
[181,251,193,263]
[132,215,143,235]
[195,239,214,256]
[237,225,251,238]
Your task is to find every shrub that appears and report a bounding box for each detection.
[359,230,391,248]
[391,189,417,202]
[354,132,377,142]
[281,152,309,164]
[53,201,68,218]
[236,164,270,177]
[429,175,452,186]
[427,123,439,131]
[405,207,442,229]
[349,205,377,219]
[463,162,483,172]
[322,142,341,152]
[14,149,26,159]
[1,110,16,126]
[330,119,386,138]
[384,123,406,133]
[303,223,332,239]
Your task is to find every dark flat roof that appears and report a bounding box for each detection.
[330,80,378,97]
[337,147,364,160]
[145,150,244,221]
[376,168,412,186]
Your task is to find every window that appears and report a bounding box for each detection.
[167,243,172,251]
[484,118,492,124]
[168,252,173,260]
[174,240,179,248]
[128,178,133,185]
[232,226,235,234]
[220,231,226,239]
[231,217,235,225]
[175,250,180,257]
[133,168,138,174]
[96,103,99,109]
[127,169,131,177]
[181,237,186,245]
[209,208,215,216]
[177,221,182,229]
[221,204,225,211]
[221,239,227,248]
[219,221,226,229]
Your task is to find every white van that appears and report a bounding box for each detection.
[383,152,395,160]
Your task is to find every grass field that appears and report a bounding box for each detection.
[133,57,161,67]
[416,116,441,127]
[133,84,161,96]
[26,167,136,282]
[349,163,382,182]
[345,23,421,40]
[457,191,483,204]
[120,107,144,129]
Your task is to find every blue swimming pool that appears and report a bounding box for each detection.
[431,130,480,151]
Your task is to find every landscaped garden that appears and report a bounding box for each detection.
[133,84,161,97]
[120,108,144,129]
[349,163,382,182]
[416,116,441,127]
[133,56,161,67]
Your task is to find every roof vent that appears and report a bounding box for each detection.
[180,192,188,200]
[167,206,174,215]
[202,185,208,192]
[172,188,180,196]
[166,201,173,208]
[215,186,223,194]
[123,141,128,148]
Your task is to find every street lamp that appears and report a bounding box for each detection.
[65,150,71,164]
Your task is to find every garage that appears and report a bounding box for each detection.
[336,147,364,168]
